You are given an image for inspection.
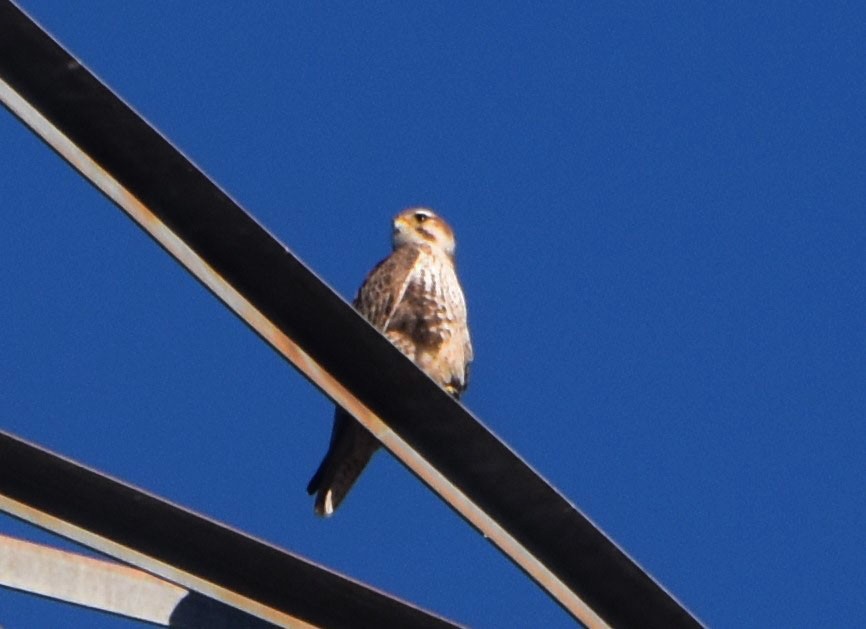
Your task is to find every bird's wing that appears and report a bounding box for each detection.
[353,245,421,332]
[306,247,421,516]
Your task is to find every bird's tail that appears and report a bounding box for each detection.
[307,409,379,516]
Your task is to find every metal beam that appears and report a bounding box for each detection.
[0,2,702,628]
[0,431,461,629]
[0,534,273,628]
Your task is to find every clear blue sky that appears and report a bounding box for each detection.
[1,2,864,627]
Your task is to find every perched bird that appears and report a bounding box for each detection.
[307,207,473,516]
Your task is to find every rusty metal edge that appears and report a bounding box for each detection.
[0,495,307,628]
[0,3,705,628]
[0,533,185,626]
[0,431,465,629]
[0,533,285,628]
[0,70,601,628]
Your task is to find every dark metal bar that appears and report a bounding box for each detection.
[0,431,460,629]
[0,2,702,627]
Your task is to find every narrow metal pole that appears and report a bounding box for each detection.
[0,432,461,629]
[0,3,702,627]
[0,534,275,628]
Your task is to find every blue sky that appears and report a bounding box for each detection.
[1,2,864,627]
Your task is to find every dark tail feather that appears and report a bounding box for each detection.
[307,409,379,516]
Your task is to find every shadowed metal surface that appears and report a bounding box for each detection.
[0,2,703,628]
[0,432,461,629]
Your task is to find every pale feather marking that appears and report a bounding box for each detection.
[376,249,423,333]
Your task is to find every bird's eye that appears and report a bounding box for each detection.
[415,212,429,223]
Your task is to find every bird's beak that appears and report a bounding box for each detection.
[390,217,405,249]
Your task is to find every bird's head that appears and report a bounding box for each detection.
[392,207,456,257]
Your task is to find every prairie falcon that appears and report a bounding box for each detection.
[307,208,473,516]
